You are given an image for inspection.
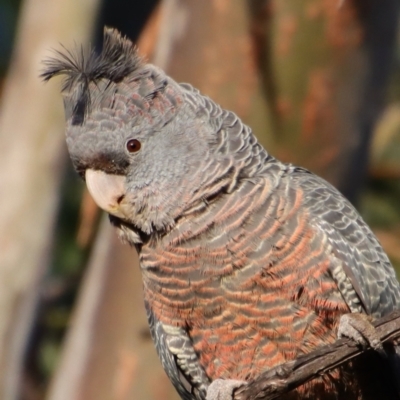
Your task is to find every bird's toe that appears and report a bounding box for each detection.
[338,313,383,354]
[206,379,246,400]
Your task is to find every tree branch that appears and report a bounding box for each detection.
[233,310,400,400]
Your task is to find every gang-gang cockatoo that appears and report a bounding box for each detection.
[43,28,400,400]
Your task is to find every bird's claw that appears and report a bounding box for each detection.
[206,379,246,400]
[338,313,384,354]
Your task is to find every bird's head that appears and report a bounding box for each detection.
[42,28,228,240]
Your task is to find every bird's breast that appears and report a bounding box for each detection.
[140,177,350,381]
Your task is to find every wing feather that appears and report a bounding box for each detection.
[145,300,209,400]
[291,167,400,317]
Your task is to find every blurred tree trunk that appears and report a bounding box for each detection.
[46,5,180,400]
[154,0,274,149]
[0,0,100,398]
[46,217,178,400]
[371,103,400,179]
[249,0,399,204]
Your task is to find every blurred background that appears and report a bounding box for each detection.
[0,0,399,399]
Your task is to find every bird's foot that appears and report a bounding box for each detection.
[338,313,384,354]
[206,379,246,400]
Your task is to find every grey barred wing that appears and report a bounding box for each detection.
[144,300,209,400]
[292,167,400,318]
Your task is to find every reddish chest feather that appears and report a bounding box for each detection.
[141,179,350,384]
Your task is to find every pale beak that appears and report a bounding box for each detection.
[85,169,127,216]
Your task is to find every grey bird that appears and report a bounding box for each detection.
[43,28,400,399]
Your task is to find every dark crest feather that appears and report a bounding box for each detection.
[41,27,143,88]
[41,28,143,124]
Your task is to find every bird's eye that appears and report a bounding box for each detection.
[126,139,141,153]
